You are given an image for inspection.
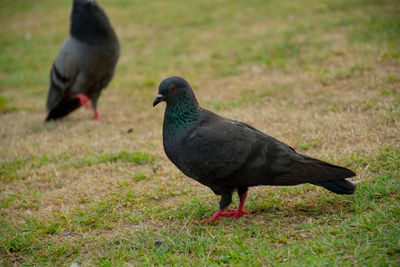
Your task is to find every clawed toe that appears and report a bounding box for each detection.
[227,209,250,219]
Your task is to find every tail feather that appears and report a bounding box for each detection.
[312,179,356,195]
[269,154,356,195]
[45,97,81,121]
[271,159,356,184]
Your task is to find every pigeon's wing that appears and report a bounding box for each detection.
[236,121,356,187]
[181,112,355,188]
[180,114,290,187]
[236,120,355,185]
[46,37,83,112]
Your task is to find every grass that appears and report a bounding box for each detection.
[0,151,154,181]
[1,0,399,265]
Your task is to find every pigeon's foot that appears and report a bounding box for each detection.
[196,209,230,223]
[92,108,102,120]
[76,94,92,108]
[224,208,250,219]
[223,189,250,219]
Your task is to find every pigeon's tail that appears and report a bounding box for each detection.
[45,97,81,121]
[269,154,356,194]
[312,180,355,195]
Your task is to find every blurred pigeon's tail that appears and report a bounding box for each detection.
[45,97,81,121]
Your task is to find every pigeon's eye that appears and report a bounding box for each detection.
[169,86,176,93]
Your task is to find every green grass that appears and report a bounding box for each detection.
[64,151,155,169]
[1,0,398,110]
[0,151,155,181]
[0,0,399,265]
[0,96,17,113]
[317,63,370,86]
[1,148,399,265]
[211,83,291,110]
[0,157,28,180]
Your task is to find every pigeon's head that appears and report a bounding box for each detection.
[71,0,117,43]
[73,0,97,7]
[153,76,198,107]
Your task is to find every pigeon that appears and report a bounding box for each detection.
[153,76,356,222]
[45,0,120,121]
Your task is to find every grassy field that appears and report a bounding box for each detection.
[1,0,399,265]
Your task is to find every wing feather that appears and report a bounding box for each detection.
[179,112,355,189]
[46,37,81,112]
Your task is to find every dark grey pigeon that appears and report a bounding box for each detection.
[45,0,119,121]
[153,76,356,222]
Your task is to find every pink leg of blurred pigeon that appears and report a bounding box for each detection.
[93,108,102,120]
[76,94,102,120]
[76,93,92,108]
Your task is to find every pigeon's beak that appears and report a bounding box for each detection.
[153,94,166,107]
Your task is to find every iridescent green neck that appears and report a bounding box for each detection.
[163,96,200,135]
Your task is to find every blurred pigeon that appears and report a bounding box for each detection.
[153,76,356,222]
[45,0,119,121]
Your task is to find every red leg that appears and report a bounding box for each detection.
[195,194,233,223]
[92,108,102,120]
[226,190,250,219]
[75,94,102,120]
[196,208,232,223]
[75,94,92,108]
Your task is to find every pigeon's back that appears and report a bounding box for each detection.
[175,111,282,186]
[178,110,354,191]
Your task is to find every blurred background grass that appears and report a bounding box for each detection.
[0,0,399,112]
